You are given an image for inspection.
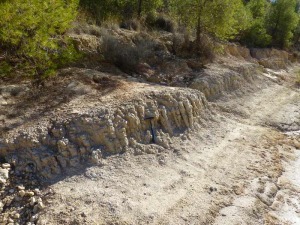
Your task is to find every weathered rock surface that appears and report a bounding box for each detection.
[225,43,253,61]
[250,48,290,70]
[0,162,46,225]
[0,168,9,184]
[189,61,261,100]
[1,87,210,179]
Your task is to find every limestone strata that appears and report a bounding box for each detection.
[250,48,290,70]
[0,89,209,179]
[225,44,253,61]
[189,63,259,100]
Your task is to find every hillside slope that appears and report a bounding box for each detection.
[37,67,300,225]
[0,29,300,224]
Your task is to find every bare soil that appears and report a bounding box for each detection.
[33,68,300,224]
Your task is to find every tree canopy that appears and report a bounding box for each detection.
[169,0,251,41]
[0,0,79,77]
[1,0,300,78]
[267,0,299,48]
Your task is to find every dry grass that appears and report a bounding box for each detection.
[296,71,300,86]
[102,31,164,73]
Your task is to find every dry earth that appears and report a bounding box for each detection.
[1,48,300,225]
[32,68,300,224]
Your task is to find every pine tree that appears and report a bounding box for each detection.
[267,0,299,48]
[0,0,79,77]
[169,0,250,41]
[241,0,272,47]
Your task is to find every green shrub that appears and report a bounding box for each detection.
[241,21,272,47]
[0,0,80,78]
[120,19,141,31]
[0,61,12,78]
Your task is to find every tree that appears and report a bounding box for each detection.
[240,0,272,47]
[267,0,299,48]
[0,0,80,78]
[79,0,163,24]
[170,0,250,42]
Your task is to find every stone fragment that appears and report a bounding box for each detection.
[13,213,20,219]
[2,163,11,169]
[30,214,38,222]
[26,191,35,197]
[34,188,41,195]
[0,169,9,184]
[19,190,25,197]
[17,185,25,191]
[37,201,45,209]
[30,197,37,206]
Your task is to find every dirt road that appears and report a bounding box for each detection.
[39,70,300,225]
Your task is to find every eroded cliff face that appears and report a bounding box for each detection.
[224,44,299,70]
[250,48,291,70]
[189,62,260,100]
[0,87,210,179]
[189,44,300,100]
[1,29,299,180]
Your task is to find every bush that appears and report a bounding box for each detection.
[0,0,80,78]
[195,34,216,61]
[102,32,161,73]
[0,61,12,78]
[120,19,141,31]
[146,13,176,32]
[69,22,104,36]
[241,22,272,47]
[103,37,140,73]
[79,0,163,25]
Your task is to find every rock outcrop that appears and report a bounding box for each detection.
[0,88,210,179]
[250,48,290,70]
[189,62,261,100]
[225,44,253,61]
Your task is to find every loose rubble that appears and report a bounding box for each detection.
[0,163,49,225]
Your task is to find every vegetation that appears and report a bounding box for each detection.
[240,0,272,47]
[0,0,80,78]
[267,0,299,48]
[1,0,300,78]
[79,0,163,24]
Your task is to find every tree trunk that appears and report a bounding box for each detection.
[196,0,204,51]
[138,0,143,18]
[196,13,201,44]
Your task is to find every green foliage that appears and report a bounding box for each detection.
[169,0,251,41]
[292,14,300,47]
[0,0,80,78]
[79,0,163,24]
[0,61,12,78]
[242,21,272,47]
[240,0,272,47]
[78,0,300,49]
[267,0,299,48]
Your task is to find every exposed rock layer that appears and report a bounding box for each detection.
[1,89,209,179]
[189,62,260,100]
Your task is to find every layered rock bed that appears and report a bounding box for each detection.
[1,86,210,179]
[1,46,296,180]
